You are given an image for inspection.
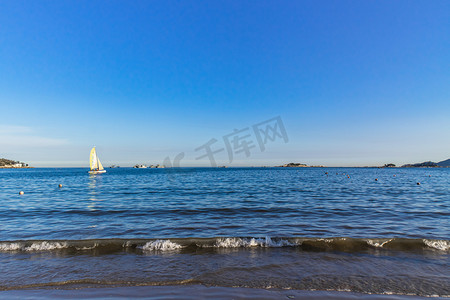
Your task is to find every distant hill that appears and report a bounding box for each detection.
[277,162,308,167]
[0,158,18,166]
[401,161,439,168]
[437,159,450,167]
[0,158,28,167]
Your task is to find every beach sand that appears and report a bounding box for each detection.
[0,285,440,300]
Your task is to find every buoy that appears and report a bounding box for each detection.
[19,191,24,195]
[417,182,420,185]
[347,175,350,178]
[375,178,378,181]
[58,184,62,188]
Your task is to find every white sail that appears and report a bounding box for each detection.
[97,157,104,171]
[90,147,98,170]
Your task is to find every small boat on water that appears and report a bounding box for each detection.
[134,164,147,169]
[89,147,106,175]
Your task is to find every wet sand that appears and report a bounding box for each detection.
[0,285,440,299]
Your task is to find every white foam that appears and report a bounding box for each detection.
[25,241,68,251]
[141,240,182,251]
[213,237,294,248]
[0,241,69,251]
[366,239,392,248]
[423,239,450,251]
[0,242,23,251]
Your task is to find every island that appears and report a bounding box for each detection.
[275,158,449,168]
[277,163,325,168]
[401,159,450,168]
[0,158,30,168]
[277,162,308,167]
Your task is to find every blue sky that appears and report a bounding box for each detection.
[0,1,449,167]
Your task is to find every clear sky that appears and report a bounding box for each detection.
[0,1,449,167]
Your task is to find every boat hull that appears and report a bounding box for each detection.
[88,170,106,175]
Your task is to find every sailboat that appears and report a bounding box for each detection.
[89,147,106,174]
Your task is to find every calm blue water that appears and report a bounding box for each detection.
[0,167,448,240]
[0,167,449,296]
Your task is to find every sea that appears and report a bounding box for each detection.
[0,167,448,299]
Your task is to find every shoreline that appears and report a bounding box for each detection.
[0,285,438,300]
[0,167,33,169]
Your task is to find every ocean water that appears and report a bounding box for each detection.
[0,167,448,297]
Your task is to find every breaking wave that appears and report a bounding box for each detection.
[213,237,295,248]
[0,237,448,253]
[0,241,68,252]
[423,239,450,251]
[141,240,183,251]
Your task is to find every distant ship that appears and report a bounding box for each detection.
[89,147,106,174]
